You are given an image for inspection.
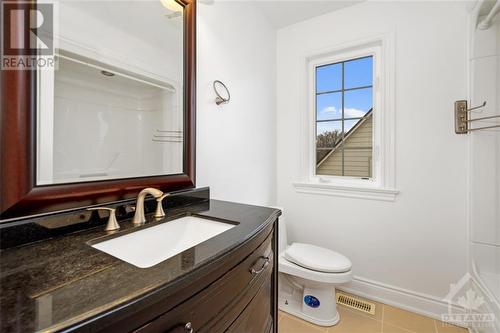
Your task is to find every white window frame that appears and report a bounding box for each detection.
[293,34,398,201]
[311,48,379,183]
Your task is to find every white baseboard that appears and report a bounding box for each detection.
[338,276,468,327]
[339,275,500,332]
[468,277,500,333]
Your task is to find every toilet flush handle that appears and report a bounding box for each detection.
[250,256,270,275]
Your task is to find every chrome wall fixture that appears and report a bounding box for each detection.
[454,100,500,134]
[213,80,230,105]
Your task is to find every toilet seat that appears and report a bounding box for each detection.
[279,253,352,284]
[284,243,352,273]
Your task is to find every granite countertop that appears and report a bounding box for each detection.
[0,200,280,333]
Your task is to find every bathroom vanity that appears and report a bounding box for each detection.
[0,194,281,332]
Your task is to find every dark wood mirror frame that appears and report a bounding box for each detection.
[0,0,196,219]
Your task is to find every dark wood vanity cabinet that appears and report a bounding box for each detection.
[0,198,280,333]
[128,224,277,333]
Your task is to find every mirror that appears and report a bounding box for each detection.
[0,0,195,219]
[37,0,185,185]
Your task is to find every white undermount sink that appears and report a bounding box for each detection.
[91,216,235,268]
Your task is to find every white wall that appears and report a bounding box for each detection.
[196,2,277,206]
[276,1,469,317]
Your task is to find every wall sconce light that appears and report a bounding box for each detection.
[160,0,182,12]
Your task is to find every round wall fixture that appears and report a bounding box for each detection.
[213,80,230,105]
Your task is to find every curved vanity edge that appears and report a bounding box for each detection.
[73,215,277,333]
[89,225,275,333]
[0,199,280,333]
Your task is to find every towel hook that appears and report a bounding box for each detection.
[455,100,499,134]
[213,80,230,105]
[465,101,486,112]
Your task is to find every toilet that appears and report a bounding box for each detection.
[278,215,353,326]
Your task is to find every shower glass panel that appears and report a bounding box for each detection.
[469,13,500,304]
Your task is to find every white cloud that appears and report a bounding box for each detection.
[323,106,337,113]
[344,108,366,118]
[321,106,366,118]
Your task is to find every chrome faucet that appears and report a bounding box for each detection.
[133,187,164,225]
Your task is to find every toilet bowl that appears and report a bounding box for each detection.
[278,215,352,326]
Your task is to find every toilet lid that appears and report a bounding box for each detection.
[284,243,352,273]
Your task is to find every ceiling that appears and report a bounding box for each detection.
[63,1,183,50]
[251,1,363,29]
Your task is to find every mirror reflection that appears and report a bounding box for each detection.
[37,0,184,185]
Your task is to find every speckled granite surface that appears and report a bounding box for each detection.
[0,200,280,333]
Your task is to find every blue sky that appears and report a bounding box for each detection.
[316,56,373,134]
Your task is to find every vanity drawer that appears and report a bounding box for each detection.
[134,229,274,333]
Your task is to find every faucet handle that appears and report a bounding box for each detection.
[154,193,170,218]
[87,207,120,231]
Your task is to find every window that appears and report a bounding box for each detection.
[315,56,374,178]
[293,36,397,201]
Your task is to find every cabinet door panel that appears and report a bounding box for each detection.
[226,272,273,333]
[135,231,274,333]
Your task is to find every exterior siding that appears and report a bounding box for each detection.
[317,116,373,177]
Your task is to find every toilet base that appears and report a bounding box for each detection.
[279,302,340,327]
[278,274,340,327]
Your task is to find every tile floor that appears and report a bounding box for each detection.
[278,293,468,333]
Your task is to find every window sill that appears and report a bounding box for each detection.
[292,181,399,202]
